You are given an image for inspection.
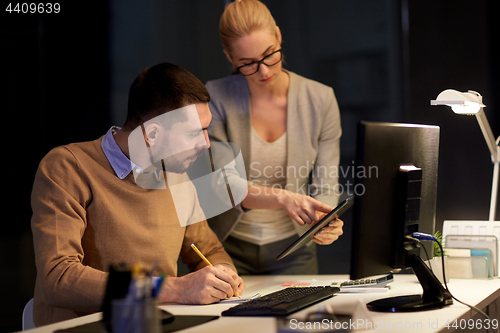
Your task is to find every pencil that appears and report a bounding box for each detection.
[191,243,212,267]
[190,243,239,297]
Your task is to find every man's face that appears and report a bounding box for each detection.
[155,103,212,173]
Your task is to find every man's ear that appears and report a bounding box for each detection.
[143,123,160,146]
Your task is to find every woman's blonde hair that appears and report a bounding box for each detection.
[219,0,277,55]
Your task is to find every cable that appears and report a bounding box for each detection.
[405,235,432,272]
[411,232,499,333]
[411,231,437,242]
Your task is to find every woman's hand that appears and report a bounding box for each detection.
[276,191,333,226]
[242,186,343,245]
[311,215,344,245]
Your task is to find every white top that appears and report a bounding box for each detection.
[230,128,297,245]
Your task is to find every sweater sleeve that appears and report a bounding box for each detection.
[31,146,107,313]
[176,169,236,272]
[179,220,236,272]
[311,87,342,207]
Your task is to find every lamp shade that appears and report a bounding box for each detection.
[431,89,486,115]
[431,88,498,221]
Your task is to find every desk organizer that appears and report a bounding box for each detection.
[442,221,500,278]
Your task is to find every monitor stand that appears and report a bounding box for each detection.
[366,254,453,312]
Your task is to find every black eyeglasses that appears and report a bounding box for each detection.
[236,49,283,76]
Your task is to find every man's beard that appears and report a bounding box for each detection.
[156,148,204,174]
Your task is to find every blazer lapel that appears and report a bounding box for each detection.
[229,75,252,179]
[286,71,306,193]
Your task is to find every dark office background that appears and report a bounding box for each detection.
[1,0,498,331]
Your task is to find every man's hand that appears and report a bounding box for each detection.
[157,265,245,304]
[215,264,245,296]
[277,191,333,226]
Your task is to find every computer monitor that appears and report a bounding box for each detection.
[350,121,452,312]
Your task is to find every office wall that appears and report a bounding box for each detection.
[407,0,499,230]
[1,2,110,332]
[1,0,497,331]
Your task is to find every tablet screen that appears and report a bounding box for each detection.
[276,196,355,260]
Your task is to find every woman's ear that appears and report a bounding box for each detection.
[224,49,238,73]
[223,49,233,65]
[276,26,282,44]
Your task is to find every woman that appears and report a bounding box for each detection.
[206,0,343,275]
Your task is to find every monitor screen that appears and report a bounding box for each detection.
[350,121,452,312]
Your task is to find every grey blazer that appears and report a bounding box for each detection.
[205,71,342,242]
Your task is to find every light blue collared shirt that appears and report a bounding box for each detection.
[101,127,249,213]
[101,126,142,179]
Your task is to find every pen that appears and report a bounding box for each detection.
[153,273,166,298]
[125,264,143,299]
[190,243,239,298]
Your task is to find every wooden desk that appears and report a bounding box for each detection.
[24,274,500,333]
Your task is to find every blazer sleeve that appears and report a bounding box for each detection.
[31,147,107,313]
[206,81,230,144]
[311,88,342,207]
[205,80,249,212]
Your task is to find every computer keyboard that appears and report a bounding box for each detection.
[331,273,394,289]
[221,286,340,316]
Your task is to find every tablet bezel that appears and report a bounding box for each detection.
[276,196,355,260]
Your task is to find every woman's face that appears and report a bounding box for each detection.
[226,28,283,87]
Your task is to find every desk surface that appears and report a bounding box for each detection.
[25,274,500,333]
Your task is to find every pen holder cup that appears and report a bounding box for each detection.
[111,298,161,333]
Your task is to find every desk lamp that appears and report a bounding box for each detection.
[431,89,499,222]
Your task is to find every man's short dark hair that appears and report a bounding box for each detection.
[123,62,211,131]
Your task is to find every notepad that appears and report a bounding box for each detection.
[282,281,312,287]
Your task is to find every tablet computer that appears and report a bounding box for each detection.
[276,196,355,260]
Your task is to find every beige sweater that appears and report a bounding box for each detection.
[31,136,234,326]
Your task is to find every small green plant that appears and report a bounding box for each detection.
[433,231,446,257]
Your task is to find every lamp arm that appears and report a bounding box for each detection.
[490,158,499,222]
[475,108,499,162]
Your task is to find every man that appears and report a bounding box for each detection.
[31,62,245,326]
